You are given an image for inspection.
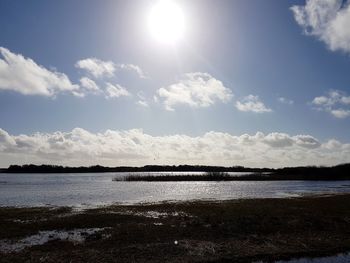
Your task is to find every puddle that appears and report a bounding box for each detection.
[255,252,350,263]
[109,210,190,219]
[278,253,350,263]
[134,210,189,218]
[11,219,33,224]
[0,228,110,253]
[8,209,79,224]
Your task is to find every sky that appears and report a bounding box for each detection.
[0,0,350,168]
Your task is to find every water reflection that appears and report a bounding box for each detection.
[275,252,350,262]
[0,173,350,207]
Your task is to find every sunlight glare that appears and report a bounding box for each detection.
[148,0,185,44]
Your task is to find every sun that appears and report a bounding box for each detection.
[148,0,185,44]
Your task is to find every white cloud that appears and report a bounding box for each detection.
[262,133,294,148]
[312,96,332,106]
[137,100,149,107]
[278,97,294,105]
[0,47,79,96]
[340,95,350,104]
[293,135,321,149]
[330,108,350,118]
[291,0,350,53]
[75,58,147,79]
[118,64,148,79]
[71,91,85,98]
[235,95,272,113]
[79,77,100,92]
[156,72,233,111]
[311,90,350,118]
[0,128,16,151]
[75,58,115,78]
[0,128,349,168]
[105,83,130,98]
[136,91,149,107]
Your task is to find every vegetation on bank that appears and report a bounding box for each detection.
[3,163,350,180]
[114,166,350,181]
[113,171,238,181]
[3,164,272,173]
[1,195,350,262]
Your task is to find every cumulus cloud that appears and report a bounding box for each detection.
[137,100,149,107]
[0,128,349,168]
[311,90,350,118]
[330,108,350,118]
[291,0,350,53]
[75,58,115,78]
[278,97,294,105]
[136,91,149,107]
[75,58,147,79]
[293,135,321,149]
[79,77,100,92]
[105,83,130,98]
[0,47,79,96]
[0,128,16,151]
[262,133,294,148]
[156,72,233,111]
[118,64,148,79]
[235,95,272,113]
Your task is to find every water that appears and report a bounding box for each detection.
[275,252,350,262]
[0,228,109,253]
[1,172,350,207]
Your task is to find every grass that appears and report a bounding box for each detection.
[113,170,350,182]
[113,171,262,182]
[1,194,350,262]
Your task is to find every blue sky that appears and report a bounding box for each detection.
[0,0,350,167]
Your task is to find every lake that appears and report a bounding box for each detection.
[1,172,350,207]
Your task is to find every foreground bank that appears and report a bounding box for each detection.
[1,194,350,262]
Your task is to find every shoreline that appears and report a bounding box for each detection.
[1,194,350,262]
[1,191,349,210]
[3,163,350,181]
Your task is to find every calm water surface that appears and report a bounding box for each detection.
[1,172,350,207]
[275,252,350,262]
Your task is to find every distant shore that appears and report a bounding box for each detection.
[1,194,350,262]
[2,163,350,181]
[2,164,272,173]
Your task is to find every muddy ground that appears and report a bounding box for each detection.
[1,194,350,262]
